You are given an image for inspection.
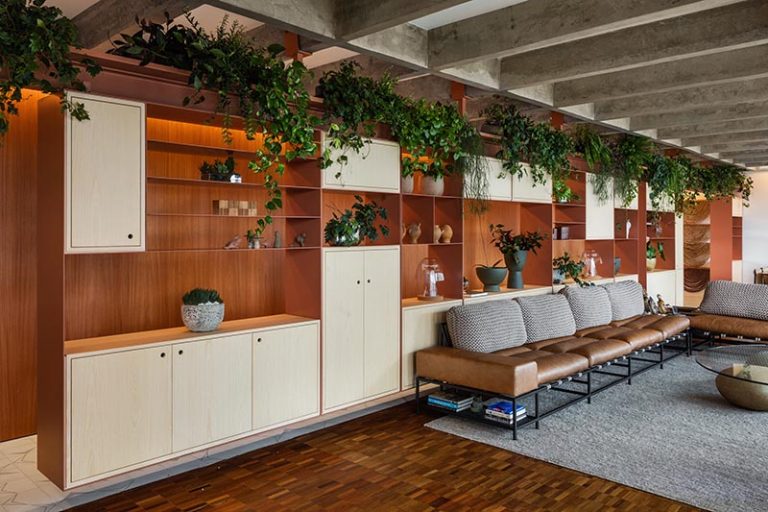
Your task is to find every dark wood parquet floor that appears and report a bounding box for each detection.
[72,404,700,512]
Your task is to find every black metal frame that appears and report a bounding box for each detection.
[415,330,692,440]
[690,328,765,349]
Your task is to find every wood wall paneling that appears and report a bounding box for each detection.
[710,198,734,281]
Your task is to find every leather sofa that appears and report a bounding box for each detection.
[689,280,768,341]
[415,281,690,436]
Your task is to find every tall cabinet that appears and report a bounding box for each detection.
[323,246,400,410]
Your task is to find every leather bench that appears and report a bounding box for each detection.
[689,280,768,341]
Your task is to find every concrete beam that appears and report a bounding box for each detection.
[347,23,428,68]
[594,77,768,119]
[681,130,768,147]
[74,0,205,48]
[630,100,768,130]
[215,0,336,39]
[500,0,768,89]
[657,117,768,140]
[701,141,768,153]
[428,0,743,69]
[554,44,768,106]
[336,0,469,40]
[721,151,768,161]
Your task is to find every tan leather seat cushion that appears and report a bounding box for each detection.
[615,315,690,338]
[690,314,768,339]
[578,325,662,349]
[498,349,590,384]
[532,337,630,366]
[493,346,533,357]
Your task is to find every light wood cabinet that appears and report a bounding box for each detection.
[401,301,461,389]
[646,187,674,213]
[586,176,615,240]
[647,269,677,305]
[511,164,552,203]
[322,136,400,192]
[252,322,320,431]
[171,334,252,452]
[69,346,172,482]
[66,92,145,253]
[467,157,511,201]
[323,247,400,410]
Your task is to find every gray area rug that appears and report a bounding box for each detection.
[426,355,768,512]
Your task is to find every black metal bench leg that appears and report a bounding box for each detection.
[687,331,693,356]
[587,372,592,404]
[627,356,632,385]
[534,393,540,429]
[512,397,518,440]
[660,343,665,369]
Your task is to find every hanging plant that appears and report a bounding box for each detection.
[611,135,653,208]
[571,125,613,203]
[318,61,399,176]
[645,154,692,213]
[457,128,491,216]
[110,14,318,237]
[481,100,532,180]
[686,163,753,206]
[0,0,101,136]
[528,121,574,200]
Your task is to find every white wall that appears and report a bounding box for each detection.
[742,172,768,283]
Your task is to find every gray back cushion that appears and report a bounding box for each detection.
[700,280,768,320]
[560,286,613,330]
[517,294,576,342]
[446,300,527,353]
[602,280,645,321]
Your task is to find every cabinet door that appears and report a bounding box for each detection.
[586,176,615,240]
[253,323,320,430]
[466,157,511,201]
[67,93,145,253]
[322,137,400,192]
[732,196,743,217]
[402,302,458,389]
[647,270,677,306]
[511,164,552,203]
[70,346,171,483]
[363,248,400,397]
[172,334,252,452]
[323,250,366,409]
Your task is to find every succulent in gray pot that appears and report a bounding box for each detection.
[181,288,225,332]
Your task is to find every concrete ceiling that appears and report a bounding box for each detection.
[70,0,768,170]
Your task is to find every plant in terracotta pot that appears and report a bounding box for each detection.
[490,224,546,289]
[646,239,665,271]
[324,195,389,246]
[182,288,224,332]
[552,252,588,287]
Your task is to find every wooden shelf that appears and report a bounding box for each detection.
[64,314,319,355]
[401,297,463,309]
[144,247,319,253]
[148,138,257,156]
[147,213,320,219]
[147,176,317,190]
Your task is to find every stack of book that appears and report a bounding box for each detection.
[427,391,473,412]
[484,398,526,425]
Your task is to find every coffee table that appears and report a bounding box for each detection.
[697,344,768,411]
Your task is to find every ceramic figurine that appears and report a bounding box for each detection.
[273,230,282,249]
[295,233,307,248]
[463,277,470,291]
[407,223,422,244]
[224,234,243,249]
[645,294,659,314]
[626,218,632,239]
[657,294,668,314]
[433,225,442,243]
[440,224,453,243]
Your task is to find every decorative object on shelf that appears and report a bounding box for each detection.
[433,225,442,243]
[646,239,665,271]
[246,230,262,249]
[440,224,453,243]
[644,291,659,314]
[212,200,257,217]
[405,222,421,244]
[200,156,240,182]
[294,232,307,247]
[553,252,587,286]
[553,225,571,241]
[581,249,602,279]
[417,258,445,301]
[273,230,282,249]
[401,174,414,194]
[181,288,224,332]
[614,256,622,275]
[421,175,445,196]
[224,234,243,249]
[626,217,632,238]
[475,263,507,292]
[490,224,546,289]
[657,294,669,314]
[0,0,101,137]
[463,277,470,291]
[324,195,389,247]
[647,210,663,237]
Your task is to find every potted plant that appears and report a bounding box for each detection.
[490,224,546,289]
[200,156,240,182]
[324,195,389,246]
[401,167,415,194]
[553,180,579,203]
[181,288,224,332]
[646,240,665,271]
[553,252,587,286]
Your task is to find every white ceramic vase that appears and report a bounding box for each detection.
[401,175,414,194]
[421,175,444,196]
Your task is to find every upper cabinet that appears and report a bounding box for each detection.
[321,135,400,193]
[466,157,512,201]
[511,163,552,203]
[586,175,615,240]
[614,188,639,210]
[66,93,146,253]
[645,187,674,212]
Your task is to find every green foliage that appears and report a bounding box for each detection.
[552,252,588,287]
[490,224,546,256]
[528,121,574,196]
[553,180,580,203]
[318,61,399,176]
[110,13,317,238]
[686,163,753,205]
[457,129,491,216]
[646,240,665,260]
[611,135,653,208]
[645,154,691,213]
[0,0,101,136]
[199,155,237,181]
[482,101,531,180]
[324,195,390,246]
[572,125,613,203]
[182,288,223,305]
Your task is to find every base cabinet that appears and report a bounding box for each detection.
[69,346,172,483]
[647,270,678,306]
[252,323,320,431]
[401,301,461,389]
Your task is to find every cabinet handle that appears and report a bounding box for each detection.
[178,349,183,355]
[160,352,166,358]
[367,279,371,284]
[257,337,262,342]
[356,280,361,285]
[128,233,134,239]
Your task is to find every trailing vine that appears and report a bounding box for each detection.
[110,14,318,236]
[571,125,613,203]
[482,101,532,180]
[528,121,574,201]
[0,0,101,136]
[611,135,653,208]
[645,154,692,213]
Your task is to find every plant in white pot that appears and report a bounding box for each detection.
[324,195,390,246]
[181,288,225,332]
[646,239,665,271]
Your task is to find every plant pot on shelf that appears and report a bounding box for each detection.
[181,303,225,332]
[327,230,361,247]
[476,267,508,292]
[646,257,657,272]
[553,269,566,285]
[504,250,528,289]
[614,257,622,275]
[421,175,444,196]
[401,175,414,194]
